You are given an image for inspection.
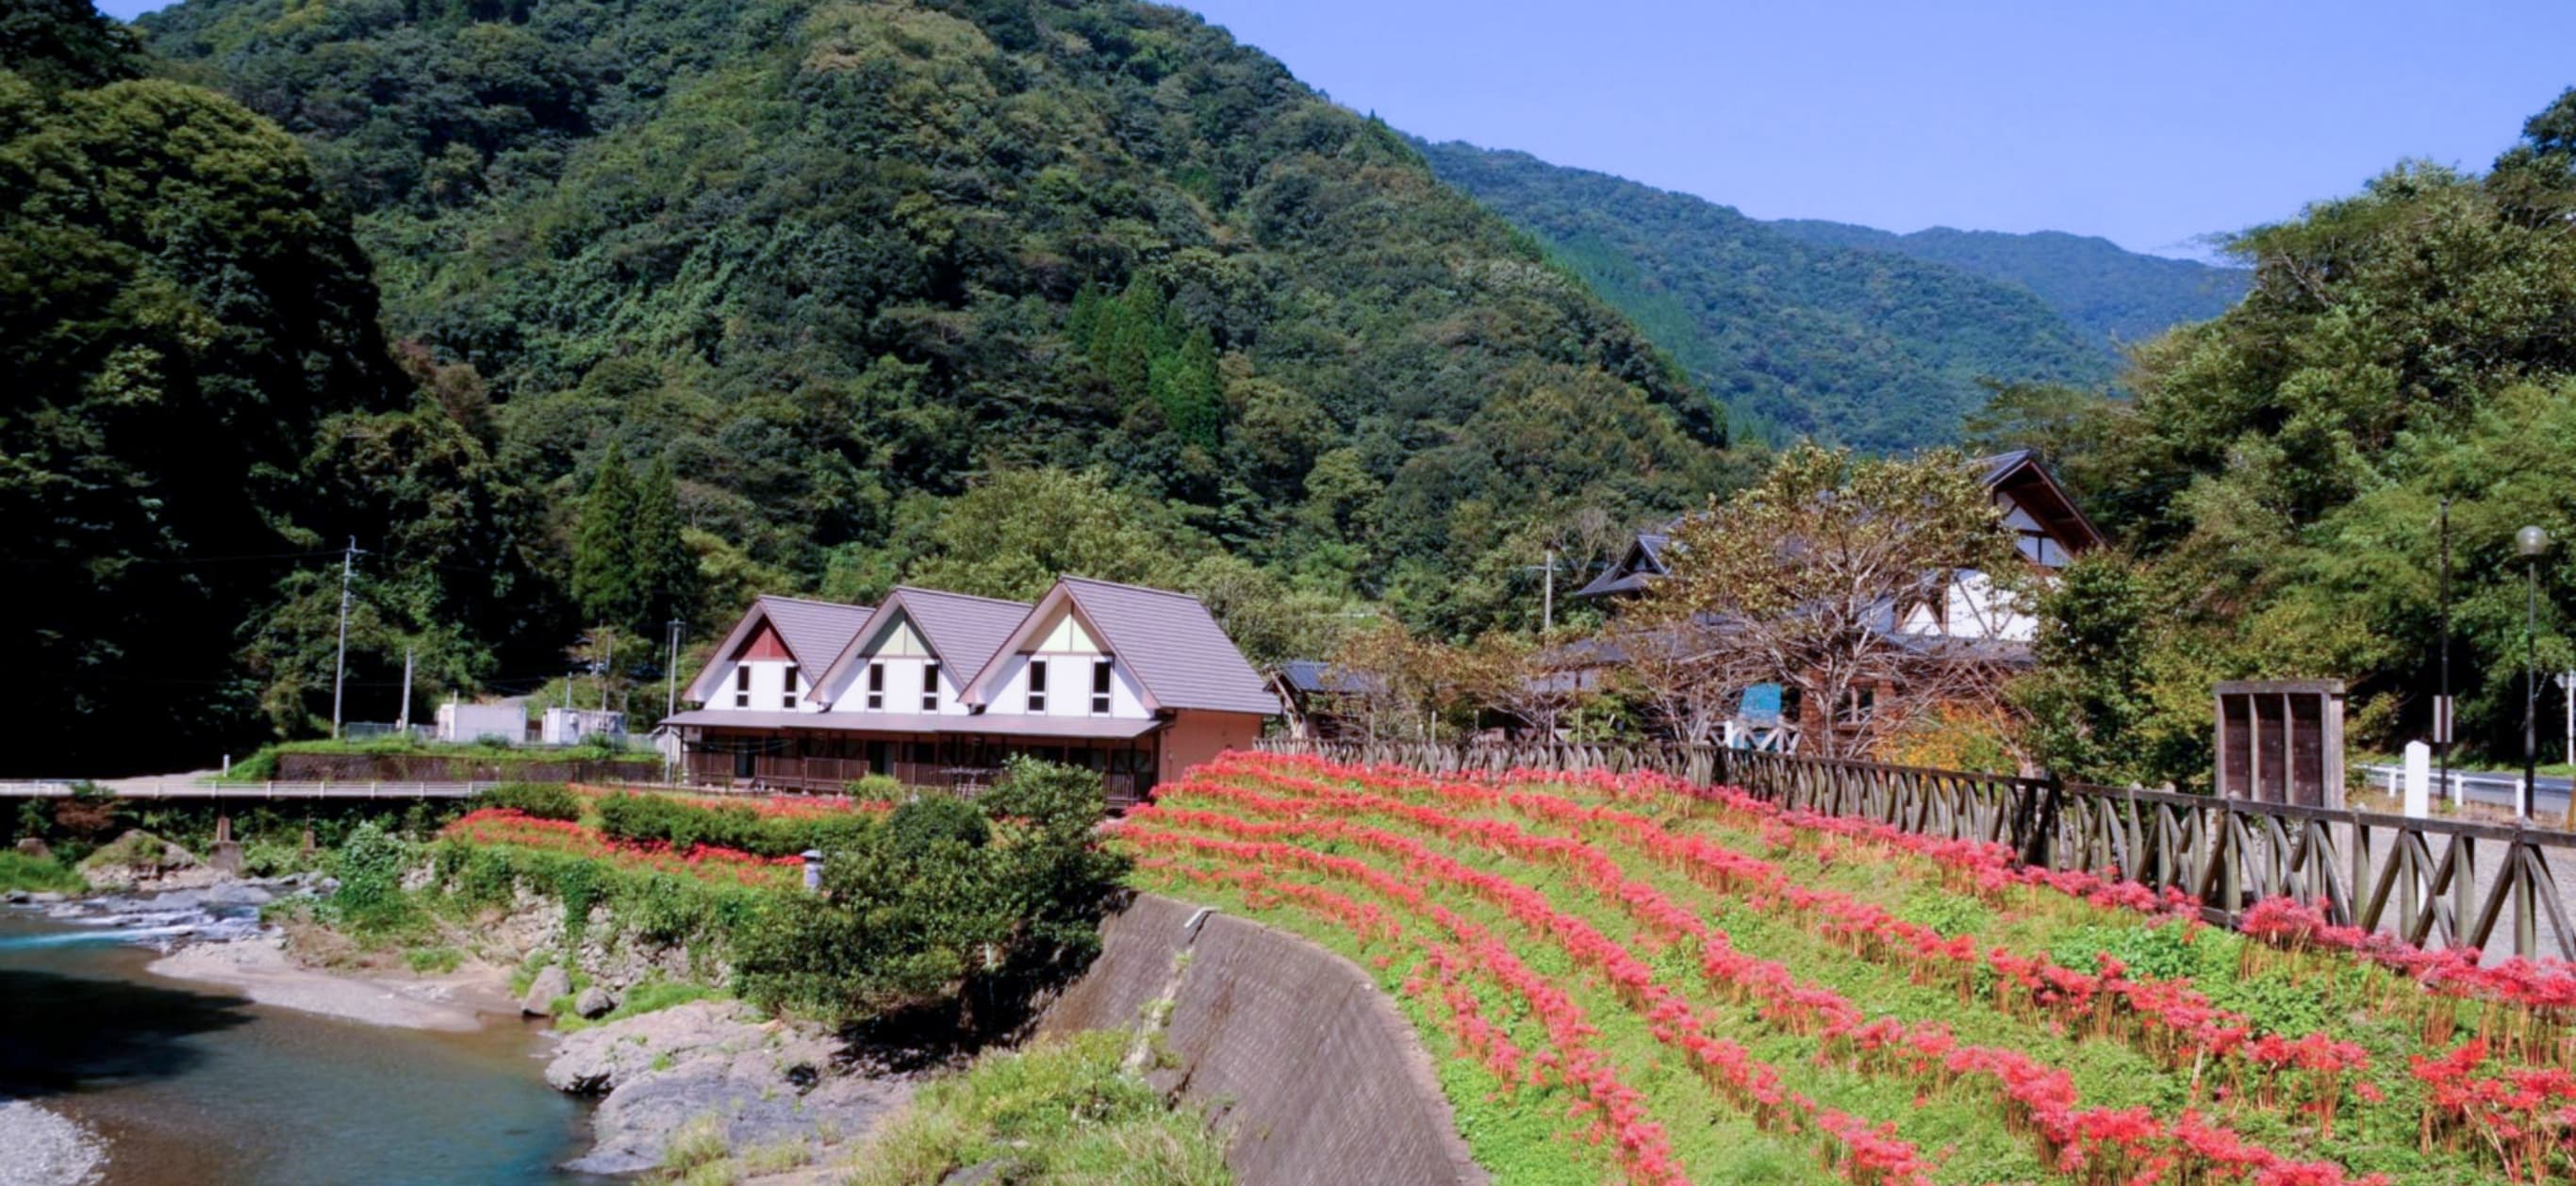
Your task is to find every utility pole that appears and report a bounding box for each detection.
[1522,548,1557,634]
[330,536,364,739]
[2436,502,2452,807]
[602,630,614,713]
[665,619,683,723]
[396,647,414,733]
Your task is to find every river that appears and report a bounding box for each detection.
[0,910,607,1185]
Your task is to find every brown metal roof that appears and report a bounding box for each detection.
[1055,576,1280,717]
[683,596,874,702]
[811,586,1032,702]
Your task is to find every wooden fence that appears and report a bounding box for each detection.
[1252,737,2576,963]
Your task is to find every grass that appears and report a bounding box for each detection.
[836,1030,1230,1186]
[402,945,464,974]
[551,975,729,1032]
[0,850,85,894]
[222,736,661,781]
[648,1114,821,1186]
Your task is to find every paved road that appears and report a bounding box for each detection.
[0,778,491,799]
[2358,765,2573,822]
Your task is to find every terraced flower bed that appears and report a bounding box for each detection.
[443,808,802,887]
[1122,751,2576,1185]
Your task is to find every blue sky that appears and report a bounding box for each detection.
[1180,1,2576,259]
[95,0,2575,259]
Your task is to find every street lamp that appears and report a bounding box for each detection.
[2518,525,2549,817]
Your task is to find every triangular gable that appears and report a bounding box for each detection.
[962,577,1278,717]
[681,596,872,704]
[733,621,792,661]
[810,586,1032,705]
[1983,454,2105,554]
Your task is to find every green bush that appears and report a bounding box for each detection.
[330,821,415,931]
[0,851,85,894]
[846,774,904,799]
[735,759,1125,1026]
[476,782,584,822]
[886,795,990,852]
[594,791,878,859]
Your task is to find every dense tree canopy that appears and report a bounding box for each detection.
[1767,222,2249,354]
[1417,140,2131,451]
[2,7,404,766]
[1996,90,2576,783]
[141,0,1737,642]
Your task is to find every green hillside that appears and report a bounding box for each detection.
[1768,221,2249,352]
[137,0,1734,629]
[4,0,557,771]
[1417,140,2114,451]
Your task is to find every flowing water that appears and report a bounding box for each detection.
[0,910,605,1185]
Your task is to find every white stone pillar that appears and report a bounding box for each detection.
[2402,741,2430,818]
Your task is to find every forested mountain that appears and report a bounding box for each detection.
[1992,89,2576,786]
[1767,221,2249,353]
[4,0,558,770]
[0,0,1775,768]
[1417,140,2116,451]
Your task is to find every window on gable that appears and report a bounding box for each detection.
[735,665,751,708]
[923,663,940,713]
[782,665,799,710]
[1091,658,1113,714]
[866,662,884,711]
[1027,659,1048,713]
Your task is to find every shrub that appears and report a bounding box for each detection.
[331,821,414,931]
[846,774,904,799]
[735,760,1125,1026]
[476,782,584,822]
[595,791,877,859]
[0,850,85,894]
[886,795,989,852]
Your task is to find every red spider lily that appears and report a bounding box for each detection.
[444,808,801,887]
[1137,754,2410,1186]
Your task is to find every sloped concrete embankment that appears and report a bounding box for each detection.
[1038,893,1485,1186]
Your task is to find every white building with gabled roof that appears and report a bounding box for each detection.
[662,576,1279,806]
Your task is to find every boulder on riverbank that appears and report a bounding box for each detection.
[521,964,570,1016]
[76,831,216,893]
[544,1000,913,1176]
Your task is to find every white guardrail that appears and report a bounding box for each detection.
[0,781,498,799]
[2356,764,2571,819]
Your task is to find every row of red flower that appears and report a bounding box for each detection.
[1130,835,1697,1184]
[1203,756,2374,1104]
[567,783,893,819]
[1146,777,2380,1186]
[444,808,802,886]
[1500,756,2576,1027]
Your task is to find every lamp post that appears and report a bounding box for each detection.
[2518,525,2549,818]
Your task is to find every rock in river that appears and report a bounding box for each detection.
[520,965,570,1017]
[543,1000,913,1176]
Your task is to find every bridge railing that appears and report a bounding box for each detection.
[0,780,500,799]
[1252,736,2576,962]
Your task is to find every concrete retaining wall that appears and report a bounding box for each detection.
[1039,893,1484,1186]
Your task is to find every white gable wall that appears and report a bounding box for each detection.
[816,610,966,716]
[980,602,1149,718]
[706,657,818,713]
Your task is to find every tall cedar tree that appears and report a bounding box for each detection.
[572,453,638,628]
[629,455,697,638]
